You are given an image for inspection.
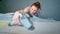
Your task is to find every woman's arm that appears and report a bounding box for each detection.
[12,11,22,24]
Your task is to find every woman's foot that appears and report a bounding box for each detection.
[8,22,23,27]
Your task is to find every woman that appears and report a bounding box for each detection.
[8,2,41,29]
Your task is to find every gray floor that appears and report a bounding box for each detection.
[0,21,60,34]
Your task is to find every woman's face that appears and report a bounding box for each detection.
[29,5,38,15]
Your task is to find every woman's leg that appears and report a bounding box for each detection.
[8,21,23,26]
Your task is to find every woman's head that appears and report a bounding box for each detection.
[29,2,41,15]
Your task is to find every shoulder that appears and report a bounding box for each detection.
[15,10,26,15]
[24,6,31,12]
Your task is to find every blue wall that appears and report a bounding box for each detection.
[0,0,60,21]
